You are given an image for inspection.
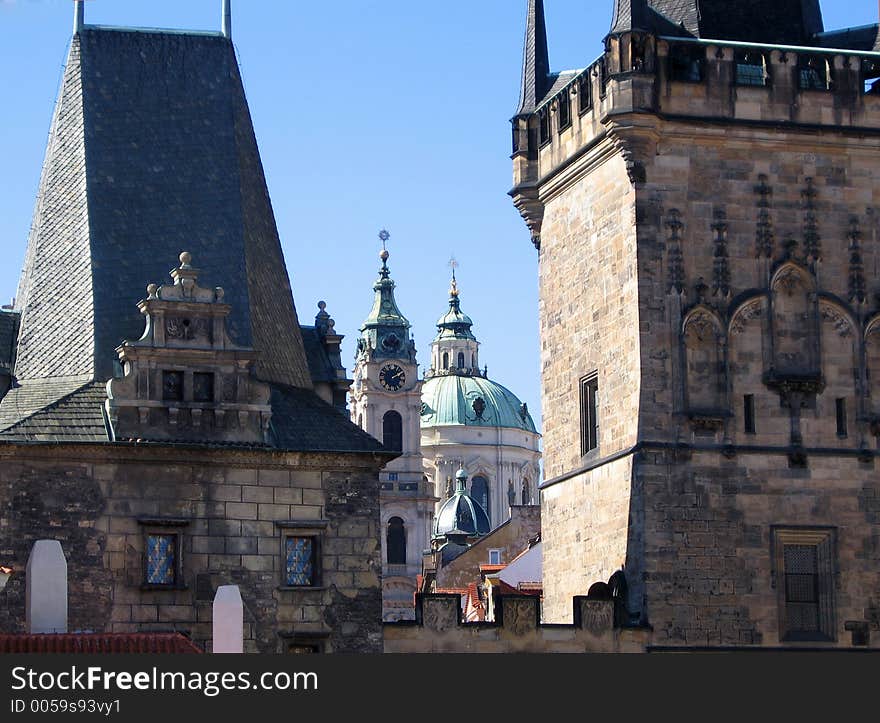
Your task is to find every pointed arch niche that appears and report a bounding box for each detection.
[768,263,820,382]
[865,315,880,431]
[682,306,727,431]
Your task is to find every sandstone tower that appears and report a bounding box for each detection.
[512,0,880,647]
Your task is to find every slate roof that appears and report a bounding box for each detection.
[0,380,384,454]
[0,633,202,654]
[13,27,312,391]
[517,0,551,115]
[609,0,825,45]
[300,326,337,385]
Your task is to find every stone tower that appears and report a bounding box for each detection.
[512,0,880,647]
[350,236,436,621]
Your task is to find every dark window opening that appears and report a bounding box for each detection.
[799,56,830,91]
[471,475,490,525]
[511,122,519,154]
[383,410,403,452]
[162,371,184,401]
[521,479,531,506]
[599,59,608,98]
[836,398,847,437]
[284,536,317,587]
[386,517,406,565]
[784,544,820,635]
[557,91,571,132]
[457,352,465,368]
[735,51,767,86]
[442,352,449,369]
[669,45,704,82]
[193,372,214,403]
[577,73,592,114]
[863,59,880,94]
[146,534,177,586]
[580,373,599,455]
[744,394,756,435]
[538,108,550,147]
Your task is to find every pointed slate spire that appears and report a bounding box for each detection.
[609,0,649,35]
[516,0,551,115]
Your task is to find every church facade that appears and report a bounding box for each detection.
[511,0,880,646]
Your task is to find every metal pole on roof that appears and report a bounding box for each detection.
[222,0,232,39]
[73,1,85,34]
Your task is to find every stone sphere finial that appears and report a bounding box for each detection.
[215,286,225,302]
[179,251,192,267]
[146,283,158,299]
[318,300,327,311]
[379,249,389,263]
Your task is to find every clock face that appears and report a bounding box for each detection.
[379,364,406,391]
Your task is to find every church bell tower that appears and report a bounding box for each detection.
[350,232,436,621]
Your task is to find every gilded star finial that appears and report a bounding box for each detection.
[448,256,459,297]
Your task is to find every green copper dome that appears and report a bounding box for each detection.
[433,469,491,539]
[420,374,537,433]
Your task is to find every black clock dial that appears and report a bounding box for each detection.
[379,364,406,391]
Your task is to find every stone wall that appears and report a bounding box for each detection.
[0,443,383,653]
[383,593,649,653]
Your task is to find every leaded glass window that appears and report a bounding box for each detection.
[285,536,316,587]
[146,534,177,586]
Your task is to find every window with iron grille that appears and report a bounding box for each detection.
[284,536,318,587]
[557,91,571,133]
[577,73,592,115]
[146,534,177,586]
[735,51,767,86]
[772,528,836,642]
[538,108,550,147]
[580,373,599,456]
[138,518,188,589]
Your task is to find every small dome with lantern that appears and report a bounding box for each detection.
[433,468,491,539]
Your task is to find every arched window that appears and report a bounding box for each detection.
[521,479,530,505]
[457,352,465,368]
[357,414,362,430]
[471,353,476,368]
[386,517,406,565]
[382,411,403,452]
[471,475,490,524]
[442,352,449,369]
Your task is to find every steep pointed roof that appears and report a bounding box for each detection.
[516,0,551,116]
[11,27,312,393]
[361,249,411,333]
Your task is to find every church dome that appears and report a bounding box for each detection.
[433,469,491,539]
[420,374,537,433]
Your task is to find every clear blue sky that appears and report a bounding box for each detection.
[1,1,877,437]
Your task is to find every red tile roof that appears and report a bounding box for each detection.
[0,633,203,654]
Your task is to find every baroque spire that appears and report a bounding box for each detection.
[516,0,551,115]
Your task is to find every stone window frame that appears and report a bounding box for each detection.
[734,49,769,87]
[488,548,502,565]
[576,72,593,115]
[579,371,600,458]
[556,89,572,134]
[770,526,837,644]
[137,517,191,591]
[279,631,330,654]
[275,520,328,591]
[537,107,551,148]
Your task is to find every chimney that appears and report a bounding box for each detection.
[26,540,68,634]
[212,585,244,653]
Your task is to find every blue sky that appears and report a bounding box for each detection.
[1,0,878,437]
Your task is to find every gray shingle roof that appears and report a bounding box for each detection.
[300,326,336,384]
[610,1,825,45]
[517,0,551,115]
[0,381,108,442]
[13,28,312,390]
[0,311,18,372]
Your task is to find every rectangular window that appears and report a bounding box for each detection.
[798,56,829,91]
[669,45,704,82]
[744,394,756,435]
[735,51,767,86]
[511,122,519,154]
[488,549,502,565]
[836,398,847,437]
[285,536,317,587]
[577,73,592,115]
[863,59,880,94]
[557,91,571,133]
[538,108,550,147]
[772,528,836,642]
[580,373,599,456]
[387,472,398,482]
[162,371,184,401]
[146,534,177,586]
